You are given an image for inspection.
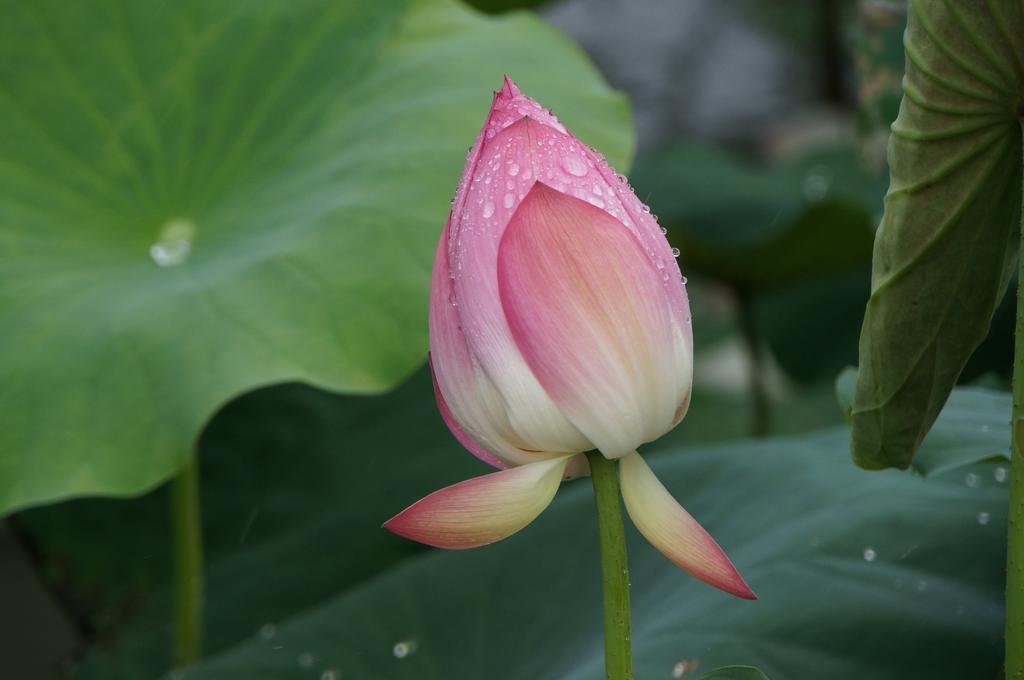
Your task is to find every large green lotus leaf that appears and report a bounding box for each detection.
[21,369,1009,679]
[18,373,842,679]
[850,0,1023,469]
[170,410,1005,679]
[17,368,491,679]
[630,143,880,293]
[0,0,633,516]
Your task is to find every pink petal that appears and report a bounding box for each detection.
[497,183,681,458]
[383,455,573,549]
[582,140,693,363]
[445,82,592,454]
[429,222,548,468]
[619,452,756,600]
[429,356,507,470]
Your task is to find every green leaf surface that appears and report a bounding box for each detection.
[174,427,1008,680]
[850,0,1024,470]
[21,369,1009,679]
[18,368,491,679]
[630,144,880,293]
[0,0,632,516]
[701,667,771,680]
[22,367,835,680]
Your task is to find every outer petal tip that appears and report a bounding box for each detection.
[500,73,520,97]
[383,455,573,550]
[619,452,755,600]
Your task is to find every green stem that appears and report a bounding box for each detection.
[585,451,633,680]
[1009,121,1024,680]
[171,452,204,666]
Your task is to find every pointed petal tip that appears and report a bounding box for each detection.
[723,573,758,601]
[619,452,755,601]
[500,73,519,97]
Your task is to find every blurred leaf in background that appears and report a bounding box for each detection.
[631,144,879,293]
[18,367,1011,680]
[630,142,881,433]
[853,0,907,175]
[0,0,633,517]
[17,369,488,678]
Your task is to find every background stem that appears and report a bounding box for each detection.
[1008,123,1024,680]
[737,293,770,437]
[585,451,633,680]
[172,453,204,666]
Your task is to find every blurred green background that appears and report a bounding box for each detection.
[0,0,1014,679]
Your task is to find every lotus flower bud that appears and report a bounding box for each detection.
[385,77,753,600]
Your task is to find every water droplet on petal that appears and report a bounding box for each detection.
[660,226,668,235]
[562,155,588,177]
[586,195,605,209]
[977,511,991,525]
[863,546,877,562]
[393,639,418,659]
[995,466,1008,483]
[641,205,651,214]
[503,193,515,209]
[508,162,520,176]
[670,247,680,258]
[482,201,495,218]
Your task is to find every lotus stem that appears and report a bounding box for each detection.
[1007,117,1024,678]
[1007,121,1024,679]
[586,450,633,680]
[172,452,204,666]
